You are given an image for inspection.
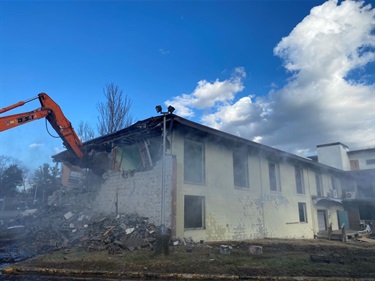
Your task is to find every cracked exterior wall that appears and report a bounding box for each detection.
[93,157,173,227]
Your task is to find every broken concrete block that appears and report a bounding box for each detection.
[220,245,230,255]
[125,227,134,235]
[248,245,263,255]
[64,211,74,220]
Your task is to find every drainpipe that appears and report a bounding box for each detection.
[258,151,266,238]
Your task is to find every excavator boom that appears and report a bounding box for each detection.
[0,93,83,159]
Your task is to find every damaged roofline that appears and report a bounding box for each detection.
[52,114,346,175]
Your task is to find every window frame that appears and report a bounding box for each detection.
[233,149,249,189]
[315,172,323,197]
[184,195,205,229]
[183,139,205,184]
[295,166,305,194]
[298,202,308,223]
[268,161,281,192]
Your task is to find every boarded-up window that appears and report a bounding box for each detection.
[233,150,248,188]
[295,167,305,194]
[298,202,307,222]
[269,162,281,191]
[184,195,205,229]
[184,139,205,183]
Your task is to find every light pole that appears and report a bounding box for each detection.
[155,105,175,228]
[154,105,174,255]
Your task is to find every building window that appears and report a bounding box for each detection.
[184,195,205,229]
[350,160,359,170]
[184,139,205,184]
[233,150,249,188]
[295,166,305,194]
[331,176,340,198]
[315,172,323,197]
[366,159,375,165]
[298,203,307,223]
[268,162,281,191]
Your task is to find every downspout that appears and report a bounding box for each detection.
[258,151,266,238]
[307,168,317,238]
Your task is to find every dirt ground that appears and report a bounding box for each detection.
[6,237,375,279]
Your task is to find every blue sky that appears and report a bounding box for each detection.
[1,0,374,174]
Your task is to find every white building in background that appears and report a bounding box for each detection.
[311,142,375,229]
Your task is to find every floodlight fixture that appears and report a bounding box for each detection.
[155,105,162,113]
[167,105,175,114]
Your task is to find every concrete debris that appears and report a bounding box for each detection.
[0,203,166,259]
[0,190,214,263]
[219,245,231,255]
[248,245,263,255]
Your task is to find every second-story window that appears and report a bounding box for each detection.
[315,172,323,197]
[331,176,340,198]
[233,149,249,188]
[295,166,305,194]
[269,161,281,192]
[184,139,205,184]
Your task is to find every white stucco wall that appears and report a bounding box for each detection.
[317,143,350,171]
[348,150,375,170]
[171,131,340,241]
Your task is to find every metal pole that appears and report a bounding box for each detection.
[161,114,166,227]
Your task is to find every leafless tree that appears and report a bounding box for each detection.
[77,121,95,142]
[97,83,133,136]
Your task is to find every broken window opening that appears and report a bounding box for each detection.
[268,161,281,192]
[295,166,305,194]
[233,149,249,188]
[184,139,205,184]
[184,195,205,229]
[298,202,307,223]
[68,171,81,184]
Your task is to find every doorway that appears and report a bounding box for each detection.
[317,210,327,231]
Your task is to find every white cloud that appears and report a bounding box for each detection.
[167,0,375,156]
[159,48,170,55]
[165,67,246,118]
[29,143,43,148]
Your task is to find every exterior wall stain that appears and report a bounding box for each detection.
[206,213,228,241]
[258,193,289,210]
[238,195,266,238]
[232,222,247,240]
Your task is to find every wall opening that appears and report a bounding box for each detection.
[184,195,205,229]
[298,202,307,223]
[233,149,249,188]
[184,139,205,184]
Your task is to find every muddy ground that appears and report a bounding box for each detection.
[5,237,375,279]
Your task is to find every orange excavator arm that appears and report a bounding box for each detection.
[0,93,83,158]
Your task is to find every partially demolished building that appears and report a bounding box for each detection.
[53,114,369,242]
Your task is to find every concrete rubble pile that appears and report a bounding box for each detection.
[1,189,203,263]
[1,205,173,255]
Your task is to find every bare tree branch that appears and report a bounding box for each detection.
[97,83,133,136]
[77,121,95,142]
